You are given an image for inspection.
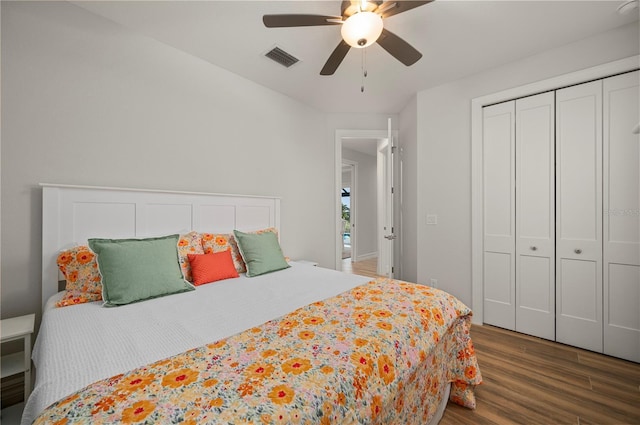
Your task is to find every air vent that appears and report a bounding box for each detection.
[265,46,300,68]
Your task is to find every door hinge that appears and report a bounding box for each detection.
[391,146,397,154]
[391,266,394,273]
[391,187,394,194]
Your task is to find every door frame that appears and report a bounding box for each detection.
[470,55,638,325]
[335,129,398,271]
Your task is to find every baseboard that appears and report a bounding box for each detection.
[355,252,377,262]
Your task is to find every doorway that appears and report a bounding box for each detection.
[335,129,400,276]
[341,161,356,261]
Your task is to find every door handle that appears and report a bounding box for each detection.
[574,249,582,254]
[384,234,396,240]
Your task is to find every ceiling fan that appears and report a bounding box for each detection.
[263,1,432,76]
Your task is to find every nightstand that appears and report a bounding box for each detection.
[1,314,35,401]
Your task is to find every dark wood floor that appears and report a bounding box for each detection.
[441,324,640,425]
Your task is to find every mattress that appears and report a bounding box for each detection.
[22,262,371,424]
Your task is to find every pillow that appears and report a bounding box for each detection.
[233,229,290,277]
[55,246,103,307]
[201,228,281,273]
[177,231,205,282]
[187,249,239,285]
[201,233,246,273]
[88,234,194,307]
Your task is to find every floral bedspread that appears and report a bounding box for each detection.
[34,278,482,425]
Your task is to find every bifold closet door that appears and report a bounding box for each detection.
[603,71,640,363]
[483,101,516,330]
[515,92,555,340]
[556,80,603,353]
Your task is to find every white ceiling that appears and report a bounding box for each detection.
[72,1,638,114]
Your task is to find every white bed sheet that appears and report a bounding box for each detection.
[22,262,371,425]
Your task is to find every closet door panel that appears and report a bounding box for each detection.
[607,264,640,333]
[483,101,516,330]
[603,71,639,362]
[556,80,603,353]
[559,259,598,320]
[515,92,555,340]
[606,264,640,361]
[484,252,514,325]
[519,256,552,309]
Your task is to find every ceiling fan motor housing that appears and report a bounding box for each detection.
[341,0,381,17]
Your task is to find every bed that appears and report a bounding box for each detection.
[23,184,481,424]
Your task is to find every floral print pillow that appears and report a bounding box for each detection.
[201,233,246,273]
[56,246,102,307]
[177,232,204,282]
[201,228,282,273]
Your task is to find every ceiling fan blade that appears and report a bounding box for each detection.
[376,28,422,66]
[263,14,342,28]
[320,40,351,75]
[379,0,432,19]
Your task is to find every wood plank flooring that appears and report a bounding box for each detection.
[440,325,640,425]
[341,257,382,279]
[339,262,640,424]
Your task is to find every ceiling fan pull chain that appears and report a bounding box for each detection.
[361,48,367,93]
[364,48,368,78]
[361,49,364,92]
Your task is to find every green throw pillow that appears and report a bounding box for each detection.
[233,230,290,277]
[89,234,194,307]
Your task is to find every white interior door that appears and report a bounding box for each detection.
[377,136,395,277]
[556,80,603,353]
[515,92,556,340]
[603,71,640,362]
[482,101,516,330]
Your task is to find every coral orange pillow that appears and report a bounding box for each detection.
[187,249,239,286]
[201,233,246,273]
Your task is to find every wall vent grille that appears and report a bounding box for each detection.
[265,47,300,68]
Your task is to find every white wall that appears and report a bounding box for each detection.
[0,1,337,319]
[326,114,396,134]
[342,147,377,259]
[416,22,639,306]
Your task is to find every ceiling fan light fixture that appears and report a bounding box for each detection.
[341,11,383,48]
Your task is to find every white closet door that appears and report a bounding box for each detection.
[556,80,603,353]
[483,101,516,330]
[603,71,640,363]
[515,92,555,340]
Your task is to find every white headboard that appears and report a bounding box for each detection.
[41,184,281,310]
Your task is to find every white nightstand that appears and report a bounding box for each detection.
[1,314,35,401]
